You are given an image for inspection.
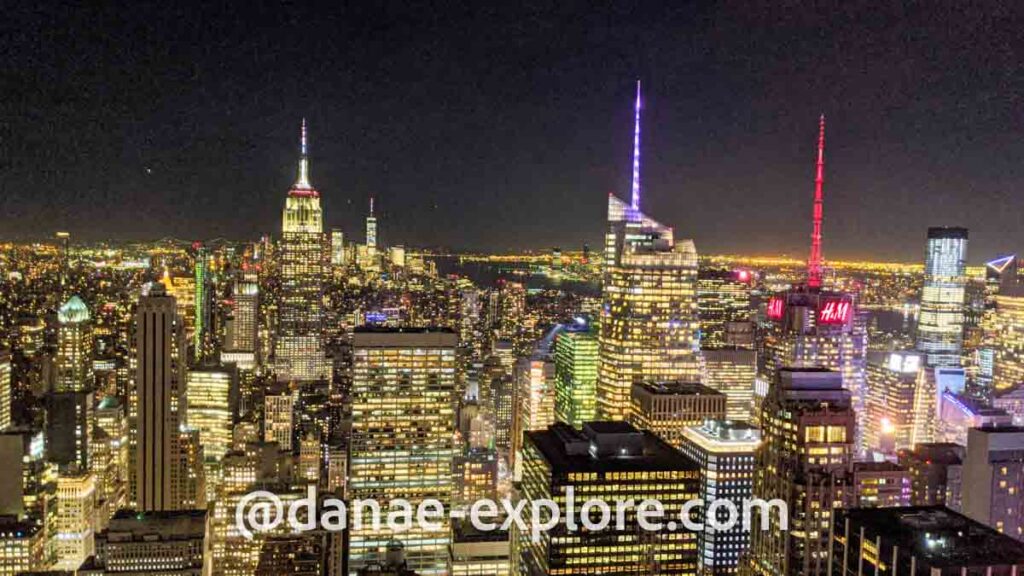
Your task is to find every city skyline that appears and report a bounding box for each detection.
[5,2,1024,261]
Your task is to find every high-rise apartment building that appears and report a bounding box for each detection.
[275,120,328,383]
[917,227,969,367]
[679,420,760,575]
[0,350,10,431]
[963,426,1024,540]
[630,381,726,447]
[747,368,854,576]
[349,328,458,574]
[597,82,700,420]
[263,385,296,452]
[512,421,700,575]
[56,295,93,392]
[134,281,187,512]
[553,321,598,428]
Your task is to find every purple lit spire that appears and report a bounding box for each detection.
[630,80,642,215]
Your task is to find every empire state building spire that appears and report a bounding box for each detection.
[294,118,312,190]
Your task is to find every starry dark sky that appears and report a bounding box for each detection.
[2,1,1023,261]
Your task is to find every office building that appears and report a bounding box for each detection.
[46,390,94,470]
[193,245,211,359]
[898,443,965,509]
[597,82,701,420]
[963,426,1024,540]
[330,228,345,266]
[864,351,932,454]
[697,268,752,349]
[134,281,187,512]
[553,321,598,427]
[0,518,44,576]
[917,227,969,367]
[701,348,756,421]
[448,520,509,576]
[349,328,457,574]
[275,119,328,383]
[937,392,1012,446]
[850,461,911,508]
[513,421,700,575]
[995,383,1024,426]
[56,295,93,392]
[747,369,855,576]
[0,350,9,431]
[679,420,760,575]
[54,470,96,571]
[223,269,258,370]
[511,341,557,476]
[185,367,237,461]
[630,381,726,447]
[263,385,296,452]
[830,507,1024,575]
[80,509,211,575]
[991,278,1024,392]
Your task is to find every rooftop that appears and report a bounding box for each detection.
[526,421,698,474]
[632,381,724,397]
[838,506,1024,568]
[57,295,90,324]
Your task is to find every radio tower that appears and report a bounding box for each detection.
[807,114,826,288]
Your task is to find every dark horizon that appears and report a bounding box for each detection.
[4,1,1023,262]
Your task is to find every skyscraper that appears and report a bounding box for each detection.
[747,368,855,576]
[510,338,556,478]
[917,226,969,368]
[0,349,11,432]
[185,367,236,461]
[349,327,458,574]
[991,276,1024,392]
[898,443,965,509]
[263,385,296,452]
[330,227,345,266]
[697,268,752,349]
[629,381,727,447]
[597,81,700,420]
[553,321,598,427]
[134,281,187,512]
[56,295,93,392]
[963,425,1024,540]
[679,420,760,575]
[864,351,933,454]
[512,421,700,575]
[275,119,328,383]
[193,244,211,359]
[366,196,378,249]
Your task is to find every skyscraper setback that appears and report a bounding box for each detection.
[596,81,701,420]
[275,120,328,383]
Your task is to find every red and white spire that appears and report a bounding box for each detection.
[807,114,826,288]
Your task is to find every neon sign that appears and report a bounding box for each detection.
[818,299,851,324]
[766,296,785,320]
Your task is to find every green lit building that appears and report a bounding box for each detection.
[553,321,598,427]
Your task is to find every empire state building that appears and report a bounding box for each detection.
[275,120,328,382]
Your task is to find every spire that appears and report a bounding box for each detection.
[807,114,826,288]
[295,118,311,189]
[630,80,642,217]
[369,196,375,216]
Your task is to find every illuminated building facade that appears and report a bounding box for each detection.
[991,280,1024,392]
[937,392,1012,446]
[898,443,964,508]
[263,386,296,452]
[679,420,759,575]
[850,461,911,508]
[0,519,43,576]
[597,83,700,421]
[275,120,328,383]
[963,426,1024,540]
[186,367,236,460]
[864,351,932,454]
[697,268,752,349]
[194,245,210,358]
[630,381,726,447]
[223,268,258,370]
[0,350,9,431]
[349,328,457,574]
[701,348,756,421]
[831,507,1024,575]
[83,509,211,575]
[917,226,969,368]
[448,521,509,576]
[758,288,864,438]
[330,228,345,266]
[510,353,556,479]
[747,368,854,576]
[56,295,93,392]
[512,421,700,575]
[995,383,1024,426]
[553,321,598,427]
[54,470,96,570]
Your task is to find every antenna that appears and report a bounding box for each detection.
[807,114,826,288]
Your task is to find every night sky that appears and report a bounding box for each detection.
[3,1,1023,261]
